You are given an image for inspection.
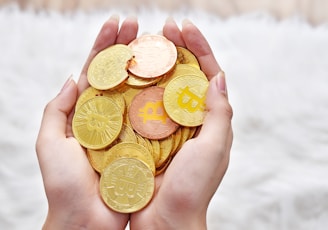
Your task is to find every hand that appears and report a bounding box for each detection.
[35,16,138,230]
[129,19,233,229]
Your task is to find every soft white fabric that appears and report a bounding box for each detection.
[0,4,328,230]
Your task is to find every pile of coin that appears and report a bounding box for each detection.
[72,34,209,213]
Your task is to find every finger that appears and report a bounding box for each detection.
[198,71,233,154]
[116,16,139,44]
[181,19,221,80]
[77,15,120,94]
[36,78,78,148]
[163,17,186,47]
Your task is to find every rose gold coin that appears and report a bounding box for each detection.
[128,35,177,78]
[128,86,179,140]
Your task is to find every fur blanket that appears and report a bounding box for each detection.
[1,4,328,229]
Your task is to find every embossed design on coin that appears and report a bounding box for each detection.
[129,86,179,139]
[87,44,134,90]
[72,97,123,150]
[100,158,155,213]
[163,75,209,127]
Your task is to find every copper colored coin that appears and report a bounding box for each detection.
[128,35,177,78]
[128,86,179,140]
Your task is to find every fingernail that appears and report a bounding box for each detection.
[109,14,120,22]
[216,71,227,94]
[166,16,175,24]
[182,18,193,27]
[60,75,73,93]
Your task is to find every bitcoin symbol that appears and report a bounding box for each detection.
[138,101,168,124]
[115,178,137,198]
[177,86,205,112]
[86,113,109,131]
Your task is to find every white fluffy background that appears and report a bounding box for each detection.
[1,4,328,230]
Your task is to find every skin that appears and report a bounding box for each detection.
[36,15,233,230]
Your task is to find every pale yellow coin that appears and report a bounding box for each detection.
[117,123,138,143]
[157,64,206,88]
[100,158,155,213]
[87,44,134,90]
[72,97,123,150]
[163,74,209,127]
[103,142,155,175]
[150,139,160,165]
[176,46,200,69]
[126,73,161,88]
[76,87,125,114]
[86,148,106,173]
[157,135,174,168]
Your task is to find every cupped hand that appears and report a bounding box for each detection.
[129,19,233,230]
[36,16,138,230]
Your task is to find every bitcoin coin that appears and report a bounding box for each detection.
[128,35,177,78]
[126,73,161,88]
[129,86,179,140]
[157,64,206,88]
[86,148,106,173]
[103,142,155,175]
[100,158,155,213]
[163,74,209,127]
[72,97,123,150]
[76,87,125,114]
[176,46,200,69]
[87,44,134,90]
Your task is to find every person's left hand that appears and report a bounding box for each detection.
[36,16,139,230]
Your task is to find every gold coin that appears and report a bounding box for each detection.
[150,139,160,165]
[157,135,174,168]
[126,73,161,88]
[72,97,123,150]
[128,35,177,78]
[163,75,209,127]
[76,87,125,114]
[86,148,106,173]
[100,157,154,213]
[103,142,155,175]
[128,86,179,140]
[176,46,200,69]
[87,44,134,90]
[117,123,138,143]
[157,64,206,88]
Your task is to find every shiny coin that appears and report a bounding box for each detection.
[72,97,123,150]
[126,73,161,88]
[176,46,200,69]
[100,157,155,213]
[128,35,177,78]
[86,148,106,173]
[129,86,179,140]
[163,75,209,127]
[87,44,134,90]
[103,142,155,175]
[76,87,125,114]
[157,64,207,88]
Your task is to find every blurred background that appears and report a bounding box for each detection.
[1,0,328,230]
[1,0,328,24]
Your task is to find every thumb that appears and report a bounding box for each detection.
[198,71,233,150]
[37,77,78,147]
